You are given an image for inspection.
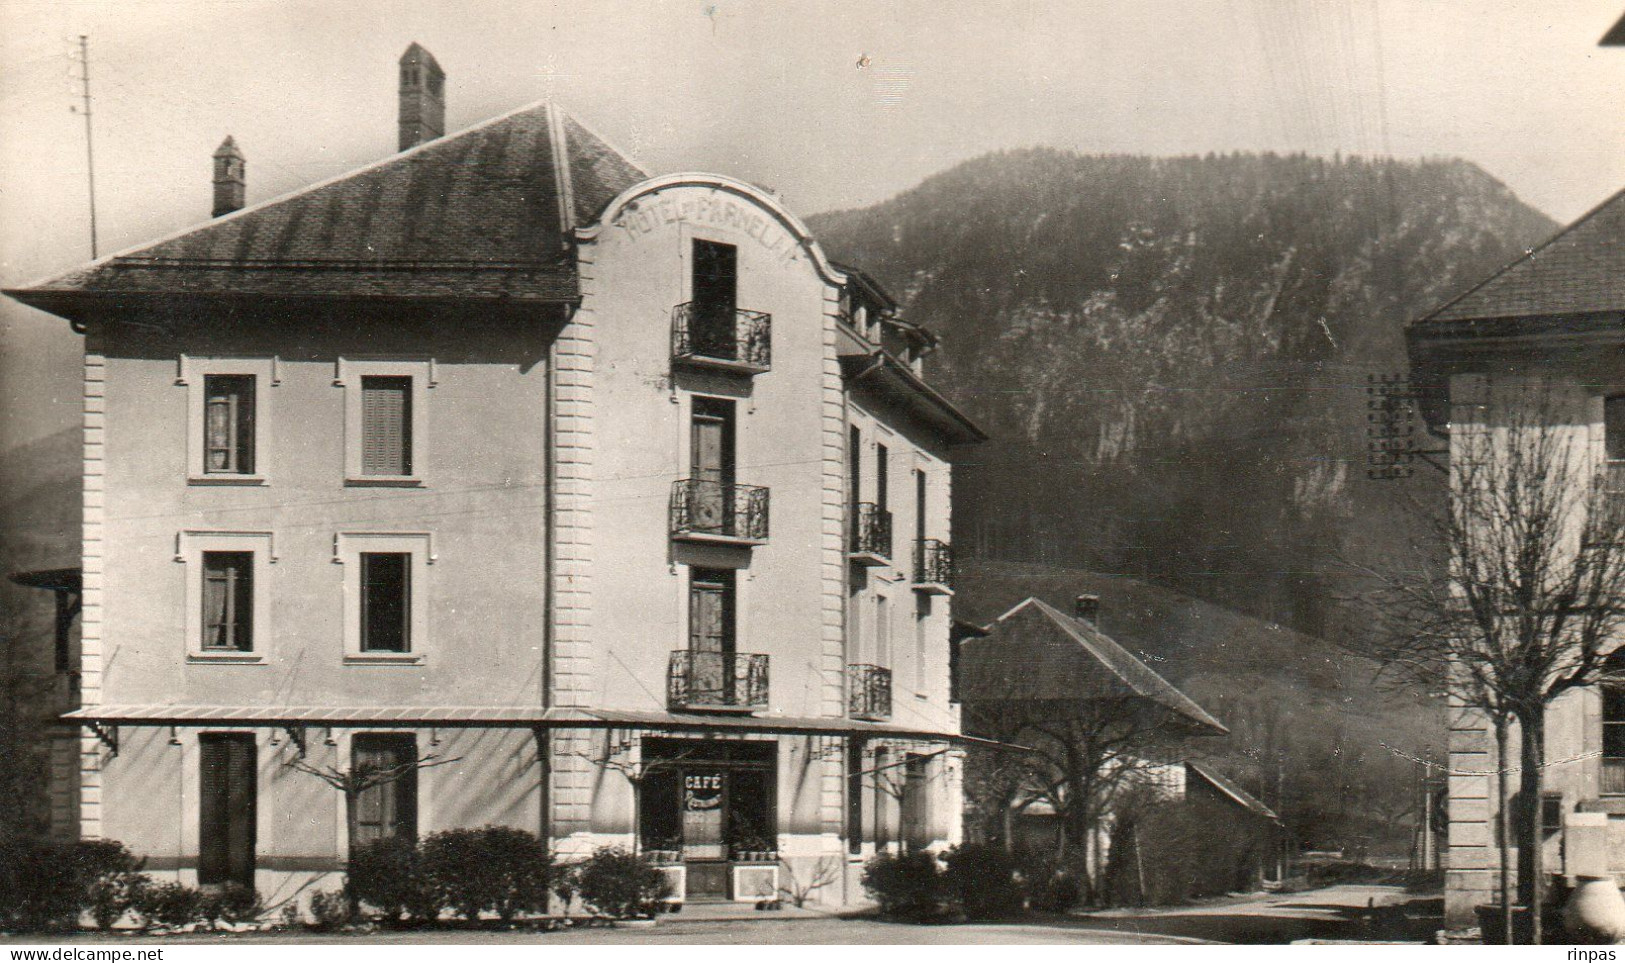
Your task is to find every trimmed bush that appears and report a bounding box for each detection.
[199,883,263,925]
[133,881,204,928]
[421,826,550,922]
[573,847,670,920]
[0,839,80,931]
[306,890,352,932]
[349,836,438,924]
[72,841,149,930]
[941,844,1024,918]
[861,851,946,920]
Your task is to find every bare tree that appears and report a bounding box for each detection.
[777,856,841,908]
[961,695,1209,902]
[568,733,695,854]
[282,741,462,910]
[1345,384,1625,943]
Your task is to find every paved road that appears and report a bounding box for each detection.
[1072,884,1436,945]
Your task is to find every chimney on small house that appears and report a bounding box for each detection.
[1074,594,1101,626]
[398,43,445,151]
[211,136,245,217]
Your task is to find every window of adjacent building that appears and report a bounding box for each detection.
[876,443,890,514]
[875,594,891,667]
[352,734,418,845]
[203,375,255,475]
[914,594,930,692]
[360,376,413,477]
[199,733,256,887]
[899,753,932,852]
[201,551,254,652]
[1604,685,1625,794]
[360,552,411,653]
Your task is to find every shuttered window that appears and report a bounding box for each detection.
[201,551,253,652]
[360,376,412,476]
[353,734,418,844]
[199,734,256,886]
[203,375,254,474]
[361,552,411,653]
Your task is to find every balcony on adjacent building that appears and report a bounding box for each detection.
[848,663,892,721]
[668,650,770,712]
[849,503,892,566]
[670,479,770,545]
[671,302,772,374]
[913,538,954,595]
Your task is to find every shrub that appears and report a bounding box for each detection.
[1027,869,1081,912]
[421,826,551,922]
[573,847,670,920]
[551,860,579,916]
[861,851,945,920]
[71,840,149,930]
[941,844,1024,918]
[199,883,263,926]
[133,881,204,928]
[349,836,438,924]
[306,890,352,932]
[0,839,80,931]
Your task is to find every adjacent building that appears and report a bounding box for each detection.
[3,45,986,908]
[1408,184,1625,926]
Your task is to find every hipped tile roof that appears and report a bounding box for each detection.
[7,102,646,309]
[1421,186,1625,324]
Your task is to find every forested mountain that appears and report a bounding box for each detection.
[809,150,1556,637]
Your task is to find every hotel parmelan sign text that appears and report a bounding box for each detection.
[615,191,802,264]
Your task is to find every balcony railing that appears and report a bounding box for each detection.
[913,538,954,593]
[672,302,772,372]
[668,650,770,711]
[848,663,892,721]
[849,503,892,564]
[670,479,770,544]
[1606,757,1625,795]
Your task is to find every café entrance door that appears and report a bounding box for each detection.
[641,739,777,902]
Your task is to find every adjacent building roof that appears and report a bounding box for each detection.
[958,596,1227,733]
[1418,186,1625,325]
[5,101,647,315]
[1187,761,1280,821]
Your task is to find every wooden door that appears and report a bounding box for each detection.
[690,398,735,534]
[689,568,735,703]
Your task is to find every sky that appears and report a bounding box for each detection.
[2,0,1622,453]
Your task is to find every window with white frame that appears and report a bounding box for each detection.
[337,359,432,485]
[336,532,432,662]
[178,531,274,661]
[179,356,275,484]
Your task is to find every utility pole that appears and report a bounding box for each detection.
[73,35,99,259]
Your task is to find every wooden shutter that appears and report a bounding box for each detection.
[353,735,418,843]
[200,734,256,886]
[361,376,412,476]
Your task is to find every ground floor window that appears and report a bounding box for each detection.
[1606,686,1625,794]
[199,733,256,887]
[638,738,776,900]
[353,733,418,845]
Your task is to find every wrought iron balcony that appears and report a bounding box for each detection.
[913,538,954,594]
[670,479,770,544]
[672,302,772,373]
[668,650,770,711]
[849,503,892,565]
[848,663,892,721]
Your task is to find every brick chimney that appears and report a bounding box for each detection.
[211,136,245,217]
[398,43,445,151]
[1074,594,1100,626]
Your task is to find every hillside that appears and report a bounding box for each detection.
[958,557,1439,852]
[809,150,1557,637]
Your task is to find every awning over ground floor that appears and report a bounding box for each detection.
[60,704,1011,751]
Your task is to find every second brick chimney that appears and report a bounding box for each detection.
[212,136,245,217]
[1074,594,1101,626]
[398,43,445,151]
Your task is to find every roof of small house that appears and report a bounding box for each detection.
[5,101,647,313]
[1187,761,1280,821]
[958,596,1226,733]
[1418,186,1625,325]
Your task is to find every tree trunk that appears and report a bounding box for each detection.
[1515,707,1546,944]
[1494,713,1514,947]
